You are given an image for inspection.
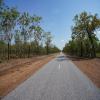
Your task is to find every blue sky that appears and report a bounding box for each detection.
[5,0,100,49]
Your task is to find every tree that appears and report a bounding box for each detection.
[50,45,60,53]
[33,26,43,54]
[72,25,85,56]
[27,15,42,57]
[72,12,100,57]
[44,32,52,55]
[18,12,31,57]
[1,7,19,59]
[14,30,22,57]
[0,1,59,61]
[18,12,30,44]
[29,15,43,55]
[0,40,6,60]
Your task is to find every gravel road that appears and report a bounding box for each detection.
[2,54,100,100]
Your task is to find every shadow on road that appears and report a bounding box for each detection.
[56,56,69,62]
[56,55,94,62]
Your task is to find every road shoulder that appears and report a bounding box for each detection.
[0,54,57,98]
[67,55,100,88]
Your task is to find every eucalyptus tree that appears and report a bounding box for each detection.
[14,30,21,45]
[1,7,19,59]
[18,12,30,44]
[33,26,43,54]
[18,13,43,56]
[72,25,85,56]
[43,32,52,55]
[28,15,43,55]
[26,22,34,57]
[27,25,33,57]
[14,30,22,57]
[72,12,100,57]
[0,0,5,38]
[18,12,31,57]
[27,15,42,57]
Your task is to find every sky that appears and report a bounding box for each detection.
[5,0,100,50]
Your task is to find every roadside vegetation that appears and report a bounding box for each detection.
[63,12,100,87]
[0,1,60,96]
[63,12,100,58]
[0,0,60,62]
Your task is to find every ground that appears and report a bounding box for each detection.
[0,54,100,98]
[0,54,57,97]
[2,54,100,100]
[68,55,100,88]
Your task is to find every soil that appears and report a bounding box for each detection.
[67,55,100,88]
[0,54,57,97]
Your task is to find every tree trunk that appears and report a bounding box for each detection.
[85,43,89,57]
[10,42,11,58]
[28,44,30,58]
[8,42,10,60]
[88,33,96,58]
[46,44,49,55]
[80,41,83,57]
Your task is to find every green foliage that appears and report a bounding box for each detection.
[0,0,3,5]
[49,45,61,53]
[43,32,52,54]
[0,2,60,61]
[0,4,19,60]
[63,12,100,58]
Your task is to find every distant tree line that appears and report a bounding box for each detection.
[63,12,100,58]
[0,0,60,61]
